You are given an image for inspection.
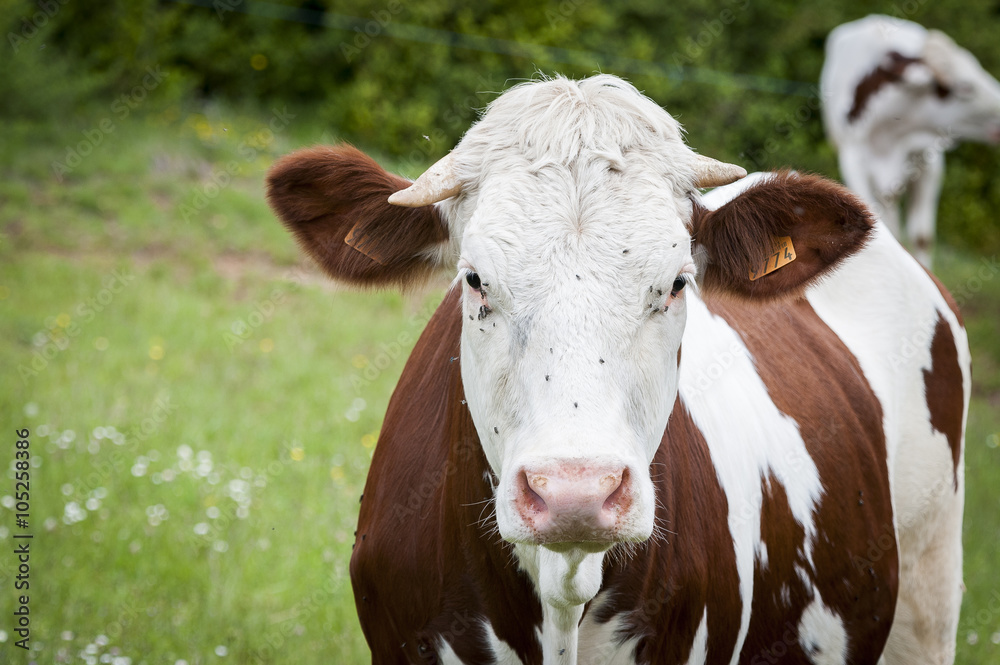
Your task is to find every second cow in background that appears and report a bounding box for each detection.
[821,14,1000,267]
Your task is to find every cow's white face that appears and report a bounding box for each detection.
[455,162,695,548]
[418,76,727,550]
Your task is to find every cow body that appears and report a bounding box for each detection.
[350,201,966,665]
[266,75,969,664]
[820,14,1000,267]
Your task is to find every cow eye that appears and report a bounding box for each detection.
[671,276,687,296]
[466,272,482,290]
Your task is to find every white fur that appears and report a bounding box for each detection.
[484,622,528,665]
[820,14,1000,266]
[437,638,466,665]
[684,608,709,665]
[577,596,641,664]
[797,596,849,664]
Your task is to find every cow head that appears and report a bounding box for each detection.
[920,29,1000,143]
[267,75,872,607]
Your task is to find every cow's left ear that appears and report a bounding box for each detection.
[691,171,875,300]
[266,144,453,290]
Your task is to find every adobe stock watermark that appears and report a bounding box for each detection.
[7,0,69,53]
[18,267,135,382]
[390,437,481,523]
[339,0,404,63]
[349,297,440,393]
[670,0,751,67]
[65,395,179,503]
[393,73,501,177]
[741,86,824,171]
[682,340,748,398]
[213,0,244,20]
[951,255,999,308]
[224,266,311,351]
[876,0,933,38]
[850,471,954,576]
[187,442,297,548]
[546,0,587,27]
[250,567,348,663]
[51,66,169,181]
[179,106,296,223]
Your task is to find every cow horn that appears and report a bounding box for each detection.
[387,152,462,207]
[691,154,747,188]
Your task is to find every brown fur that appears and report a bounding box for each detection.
[265,144,449,289]
[692,172,875,302]
[923,314,965,490]
[848,51,951,123]
[708,297,897,664]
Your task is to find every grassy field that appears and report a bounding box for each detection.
[1,105,998,664]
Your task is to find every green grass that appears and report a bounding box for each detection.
[1,106,998,664]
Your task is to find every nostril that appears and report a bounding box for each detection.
[602,467,631,513]
[519,471,548,516]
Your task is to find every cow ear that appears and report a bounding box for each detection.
[691,171,875,300]
[266,144,452,289]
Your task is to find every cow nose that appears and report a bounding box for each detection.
[515,462,633,543]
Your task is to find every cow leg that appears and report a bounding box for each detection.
[903,148,945,268]
[881,466,964,665]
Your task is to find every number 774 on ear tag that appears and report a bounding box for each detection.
[749,236,796,281]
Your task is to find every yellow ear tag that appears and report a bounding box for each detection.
[345,223,387,265]
[749,236,796,281]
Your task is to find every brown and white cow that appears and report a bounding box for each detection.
[267,75,970,665]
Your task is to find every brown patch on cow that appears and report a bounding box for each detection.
[741,474,814,663]
[849,51,923,122]
[923,314,965,490]
[350,289,543,664]
[692,172,874,302]
[592,400,742,664]
[848,52,952,123]
[706,297,898,662]
[266,144,449,289]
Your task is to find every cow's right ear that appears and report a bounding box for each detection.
[691,171,875,301]
[266,144,451,289]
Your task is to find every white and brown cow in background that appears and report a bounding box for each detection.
[821,13,1000,267]
[267,75,970,664]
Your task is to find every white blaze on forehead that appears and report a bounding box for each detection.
[438,74,702,242]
